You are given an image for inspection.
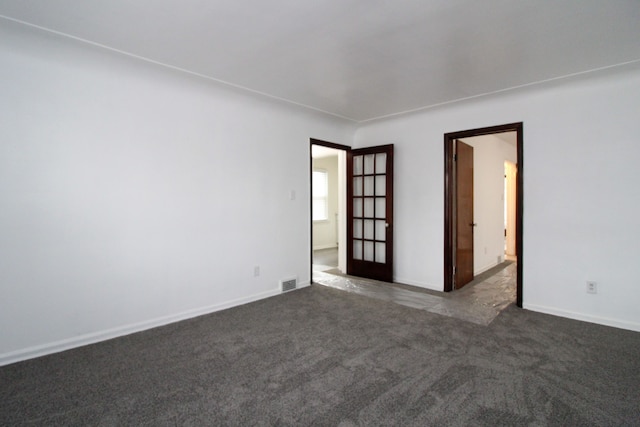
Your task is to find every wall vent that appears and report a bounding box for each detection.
[281,277,297,293]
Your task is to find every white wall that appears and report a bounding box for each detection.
[461,135,516,274]
[0,20,354,364]
[312,155,339,250]
[2,18,639,367]
[354,63,640,332]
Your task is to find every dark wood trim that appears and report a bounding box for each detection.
[386,146,394,282]
[443,138,455,292]
[516,127,523,307]
[444,123,522,141]
[310,138,351,284]
[310,138,351,151]
[443,123,524,307]
[346,150,354,275]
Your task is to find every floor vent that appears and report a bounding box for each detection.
[281,277,297,293]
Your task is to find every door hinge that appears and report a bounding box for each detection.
[452,266,457,289]
[454,154,457,161]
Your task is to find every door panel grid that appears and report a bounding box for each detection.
[352,152,387,263]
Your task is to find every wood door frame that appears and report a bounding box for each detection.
[443,123,524,307]
[310,138,351,281]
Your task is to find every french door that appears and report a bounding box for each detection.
[347,145,394,282]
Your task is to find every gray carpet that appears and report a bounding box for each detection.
[1,285,639,426]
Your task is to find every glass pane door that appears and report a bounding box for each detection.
[347,145,393,282]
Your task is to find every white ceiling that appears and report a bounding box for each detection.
[2,1,639,122]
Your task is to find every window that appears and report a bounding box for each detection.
[312,169,328,221]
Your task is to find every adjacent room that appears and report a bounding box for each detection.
[1,1,639,424]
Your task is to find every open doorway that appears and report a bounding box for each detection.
[457,132,517,279]
[310,139,349,280]
[310,139,395,284]
[444,123,523,307]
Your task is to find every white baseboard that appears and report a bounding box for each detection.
[524,303,640,332]
[294,280,311,289]
[474,260,502,276]
[313,244,338,251]
[0,288,283,367]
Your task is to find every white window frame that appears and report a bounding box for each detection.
[312,169,329,222]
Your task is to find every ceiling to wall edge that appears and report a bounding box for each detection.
[0,14,357,122]
[357,59,640,124]
[3,14,640,124]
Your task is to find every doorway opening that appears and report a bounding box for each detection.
[310,139,395,284]
[310,139,349,280]
[444,123,523,307]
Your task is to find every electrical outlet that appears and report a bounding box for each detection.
[586,281,597,294]
[254,266,260,277]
